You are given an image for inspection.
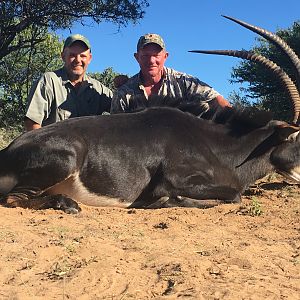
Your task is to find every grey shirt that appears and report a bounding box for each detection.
[26,68,113,126]
[111,67,220,114]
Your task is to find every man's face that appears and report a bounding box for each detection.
[134,43,168,79]
[61,41,92,81]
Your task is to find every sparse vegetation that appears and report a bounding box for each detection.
[249,197,263,216]
[44,256,98,281]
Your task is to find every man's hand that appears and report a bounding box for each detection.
[24,118,41,131]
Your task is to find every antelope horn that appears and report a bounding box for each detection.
[222,15,300,85]
[223,15,300,124]
[190,15,300,124]
[189,49,300,124]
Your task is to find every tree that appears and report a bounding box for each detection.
[0,27,63,127]
[89,67,126,92]
[0,0,149,60]
[227,90,253,108]
[230,21,300,121]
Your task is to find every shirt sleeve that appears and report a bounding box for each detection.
[182,73,220,102]
[25,76,51,125]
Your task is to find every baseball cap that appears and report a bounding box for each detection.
[137,33,166,51]
[63,34,91,50]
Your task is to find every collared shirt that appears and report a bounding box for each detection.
[26,67,113,126]
[110,67,220,114]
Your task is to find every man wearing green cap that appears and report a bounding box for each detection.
[110,33,230,114]
[24,34,113,131]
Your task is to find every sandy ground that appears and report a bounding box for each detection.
[0,174,299,300]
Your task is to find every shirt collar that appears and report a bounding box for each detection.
[60,67,91,87]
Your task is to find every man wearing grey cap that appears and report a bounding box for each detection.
[110,33,230,114]
[24,34,113,131]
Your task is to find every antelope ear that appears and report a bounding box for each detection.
[276,124,300,142]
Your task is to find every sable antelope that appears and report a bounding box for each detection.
[0,16,299,213]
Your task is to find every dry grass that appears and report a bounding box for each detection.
[0,126,22,149]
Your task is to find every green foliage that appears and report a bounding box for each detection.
[228,90,265,112]
[0,0,149,60]
[228,90,252,108]
[230,21,300,121]
[0,27,63,127]
[89,67,125,91]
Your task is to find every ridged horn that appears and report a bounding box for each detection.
[222,15,300,87]
[190,16,300,124]
[189,49,300,124]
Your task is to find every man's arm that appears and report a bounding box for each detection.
[24,117,41,131]
[215,95,231,108]
[183,74,232,112]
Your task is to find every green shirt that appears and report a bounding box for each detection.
[26,68,113,126]
[110,67,220,114]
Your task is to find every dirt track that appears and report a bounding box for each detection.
[0,175,299,299]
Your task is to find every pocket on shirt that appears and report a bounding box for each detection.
[57,107,72,120]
